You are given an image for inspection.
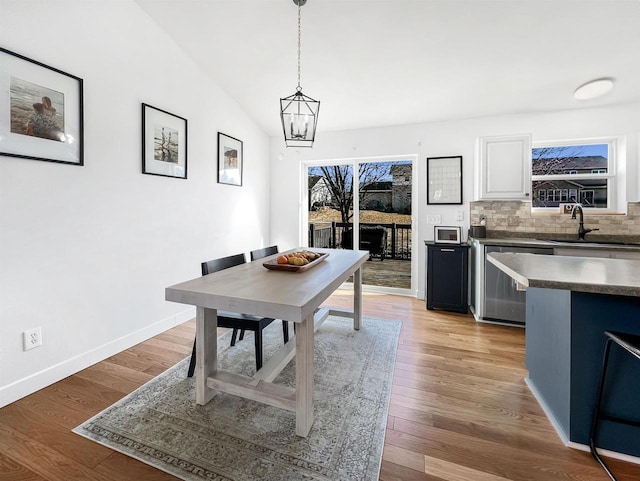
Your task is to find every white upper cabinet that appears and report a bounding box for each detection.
[476,134,532,200]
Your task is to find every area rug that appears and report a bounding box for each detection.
[73,315,401,481]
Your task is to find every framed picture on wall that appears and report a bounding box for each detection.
[217,132,243,186]
[427,155,463,204]
[142,103,187,179]
[0,47,84,165]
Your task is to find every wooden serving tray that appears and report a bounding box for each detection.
[263,252,329,272]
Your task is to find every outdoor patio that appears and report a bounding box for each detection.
[360,257,411,289]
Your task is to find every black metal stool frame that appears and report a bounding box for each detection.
[589,330,640,481]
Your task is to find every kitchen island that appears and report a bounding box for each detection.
[488,252,640,460]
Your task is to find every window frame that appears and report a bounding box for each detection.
[531,138,617,213]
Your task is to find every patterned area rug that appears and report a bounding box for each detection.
[73,316,401,481]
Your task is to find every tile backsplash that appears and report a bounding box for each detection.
[469,201,640,238]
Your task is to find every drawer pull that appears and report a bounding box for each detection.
[440,248,455,252]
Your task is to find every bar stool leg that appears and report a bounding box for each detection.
[589,338,618,481]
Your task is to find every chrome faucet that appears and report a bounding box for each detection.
[571,203,599,240]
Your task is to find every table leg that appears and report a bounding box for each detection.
[295,314,314,437]
[196,306,217,405]
[353,266,362,330]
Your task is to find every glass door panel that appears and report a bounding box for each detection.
[307,159,412,291]
[358,160,412,289]
[308,164,353,252]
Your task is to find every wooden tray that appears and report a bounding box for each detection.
[263,252,329,272]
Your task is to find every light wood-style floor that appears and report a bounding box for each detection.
[1,291,639,481]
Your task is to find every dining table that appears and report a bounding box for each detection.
[165,247,369,437]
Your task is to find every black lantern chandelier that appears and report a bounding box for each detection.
[280,0,320,148]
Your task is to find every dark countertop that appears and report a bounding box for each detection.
[487,252,640,297]
[468,235,640,252]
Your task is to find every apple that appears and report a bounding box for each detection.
[276,255,288,264]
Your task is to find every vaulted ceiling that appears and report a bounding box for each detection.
[136,0,640,137]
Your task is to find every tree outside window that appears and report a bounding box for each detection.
[531,142,611,209]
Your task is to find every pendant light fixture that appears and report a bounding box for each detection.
[280,0,320,148]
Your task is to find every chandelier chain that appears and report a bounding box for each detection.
[297,0,302,90]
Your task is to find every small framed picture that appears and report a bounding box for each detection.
[0,47,84,165]
[217,132,243,186]
[427,155,463,204]
[142,103,187,179]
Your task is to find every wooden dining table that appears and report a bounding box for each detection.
[165,248,369,437]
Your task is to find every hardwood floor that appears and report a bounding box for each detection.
[2,291,639,480]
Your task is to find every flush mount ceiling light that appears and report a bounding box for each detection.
[280,0,320,148]
[573,78,615,100]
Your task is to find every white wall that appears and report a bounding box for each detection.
[270,103,640,299]
[0,0,272,406]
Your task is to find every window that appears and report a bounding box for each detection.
[580,190,595,206]
[532,140,614,210]
[569,188,577,202]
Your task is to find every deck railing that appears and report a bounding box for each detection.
[308,222,412,260]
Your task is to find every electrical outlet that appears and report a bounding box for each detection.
[507,216,520,226]
[455,210,464,221]
[23,327,42,351]
[560,203,573,214]
[426,215,441,224]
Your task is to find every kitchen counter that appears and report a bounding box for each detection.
[471,236,640,253]
[487,252,640,297]
[467,236,640,326]
[486,251,640,460]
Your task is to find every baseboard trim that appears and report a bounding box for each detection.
[525,377,570,445]
[0,307,195,408]
[525,377,640,466]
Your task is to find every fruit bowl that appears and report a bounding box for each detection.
[263,251,329,272]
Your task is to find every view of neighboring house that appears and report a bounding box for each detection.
[360,181,392,210]
[308,164,412,213]
[532,155,608,208]
[308,175,332,210]
[391,164,411,214]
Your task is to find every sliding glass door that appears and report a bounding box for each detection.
[305,157,414,293]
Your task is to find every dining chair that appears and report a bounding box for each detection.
[250,245,279,261]
[248,245,292,340]
[187,252,289,377]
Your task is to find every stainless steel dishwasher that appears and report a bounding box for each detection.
[484,245,553,325]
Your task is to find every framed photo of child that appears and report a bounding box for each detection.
[217,132,243,186]
[0,47,84,165]
[141,103,188,179]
